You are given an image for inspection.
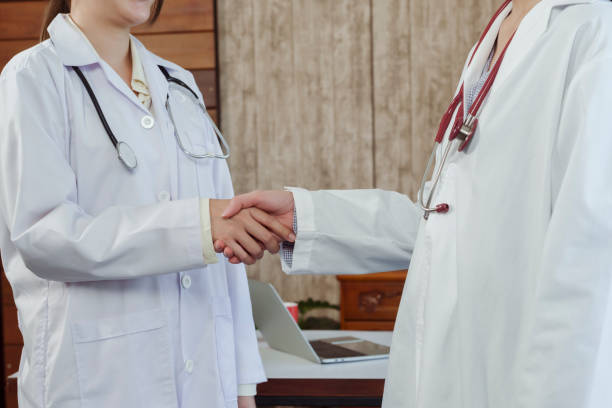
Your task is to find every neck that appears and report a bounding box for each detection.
[69,10,131,75]
[511,0,541,16]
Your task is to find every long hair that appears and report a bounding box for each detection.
[40,0,164,42]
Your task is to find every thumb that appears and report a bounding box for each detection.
[221,191,261,218]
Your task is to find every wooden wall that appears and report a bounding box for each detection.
[217,0,500,305]
[0,0,218,120]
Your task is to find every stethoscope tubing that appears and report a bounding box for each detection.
[73,64,229,170]
[417,0,515,219]
[160,66,230,159]
[159,66,197,99]
[73,66,120,148]
[418,139,455,220]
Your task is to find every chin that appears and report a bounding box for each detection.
[119,0,155,27]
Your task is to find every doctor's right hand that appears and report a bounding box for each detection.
[214,190,296,264]
[209,198,295,265]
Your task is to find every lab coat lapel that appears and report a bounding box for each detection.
[494,0,595,87]
[47,14,150,115]
[47,14,97,66]
[97,62,151,115]
[138,43,179,200]
[462,2,513,111]
[138,44,170,116]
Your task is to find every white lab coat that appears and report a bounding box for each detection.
[0,15,265,408]
[283,1,612,407]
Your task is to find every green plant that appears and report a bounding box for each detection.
[297,298,340,330]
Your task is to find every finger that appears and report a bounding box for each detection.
[224,247,234,258]
[226,240,255,265]
[256,241,266,259]
[222,191,262,218]
[250,208,296,243]
[244,217,281,254]
[229,257,241,264]
[214,240,226,253]
[235,230,264,261]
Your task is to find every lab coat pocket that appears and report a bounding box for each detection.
[71,309,178,408]
[213,297,238,402]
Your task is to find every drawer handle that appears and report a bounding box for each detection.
[358,290,402,313]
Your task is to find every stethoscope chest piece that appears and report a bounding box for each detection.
[117,141,137,170]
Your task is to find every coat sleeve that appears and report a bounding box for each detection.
[513,56,612,407]
[0,61,206,283]
[282,188,422,275]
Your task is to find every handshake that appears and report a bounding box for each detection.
[210,190,295,265]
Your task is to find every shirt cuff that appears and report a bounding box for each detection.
[199,198,219,264]
[237,383,257,396]
[280,207,297,268]
[280,187,315,274]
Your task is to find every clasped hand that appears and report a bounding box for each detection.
[210,191,295,265]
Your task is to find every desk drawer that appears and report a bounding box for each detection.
[338,271,407,331]
[2,273,15,306]
[2,305,23,345]
[4,344,21,379]
[6,376,18,408]
[343,320,396,331]
[341,280,404,321]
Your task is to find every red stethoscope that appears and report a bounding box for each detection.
[418,0,515,220]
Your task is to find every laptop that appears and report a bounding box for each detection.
[248,279,390,364]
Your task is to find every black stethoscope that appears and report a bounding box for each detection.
[73,65,230,170]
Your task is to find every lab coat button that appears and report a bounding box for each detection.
[157,191,170,202]
[185,359,194,374]
[181,275,192,289]
[141,115,155,129]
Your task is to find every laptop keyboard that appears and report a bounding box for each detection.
[309,340,366,359]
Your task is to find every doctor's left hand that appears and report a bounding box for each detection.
[210,199,295,265]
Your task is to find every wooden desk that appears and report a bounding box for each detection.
[256,330,391,407]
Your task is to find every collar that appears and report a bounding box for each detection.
[464,0,596,94]
[130,37,149,96]
[462,1,513,100]
[47,13,181,74]
[48,14,184,114]
[496,0,595,84]
[47,14,99,66]
[131,36,184,74]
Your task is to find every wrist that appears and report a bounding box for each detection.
[199,199,220,264]
[237,395,256,408]
[210,199,230,217]
[209,199,230,241]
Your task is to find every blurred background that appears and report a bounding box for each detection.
[217,0,498,315]
[0,0,500,406]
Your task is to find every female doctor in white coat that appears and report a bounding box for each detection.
[0,0,296,407]
[219,0,612,407]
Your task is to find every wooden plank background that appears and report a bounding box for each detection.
[0,0,218,111]
[218,0,500,306]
